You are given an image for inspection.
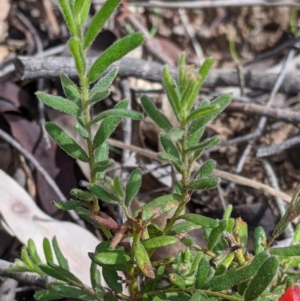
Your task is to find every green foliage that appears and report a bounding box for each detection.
[12,1,300,301]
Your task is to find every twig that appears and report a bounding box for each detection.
[124,0,299,8]
[229,48,297,189]
[178,8,204,63]
[256,134,300,157]
[125,10,173,65]
[107,138,292,202]
[0,259,52,289]
[0,128,84,227]
[226,101,300,124]
[14,56,300,93]
[262,160,294,239]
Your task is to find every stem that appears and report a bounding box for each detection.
[164,131,191,234]
[78,50,99,213]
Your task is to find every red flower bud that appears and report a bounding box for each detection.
[278,286,300,301]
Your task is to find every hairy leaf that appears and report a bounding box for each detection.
[84,0,121,49]
[140,95,172,131]
[125,169,142,207]
[88,33,144,83]
[45,123,88,162]
[36,92,79,117]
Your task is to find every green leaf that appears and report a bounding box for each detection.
[187,104,219,122]
[88,183,119,204]
[89,67,119,99]
[104,293,118,301]
[94,142,109,182]
[187,125,205,148]
[90,250,130,265]
[34,289,64,301]
[69,36,86,76]
[21,246,43,274]
[52,237,69,271]
[187,178,219,191]
[103,266,122,292]
[28,239,42,265]
[113,176,124,198]
[234,218,248,247]
[195,256,210,289]
[189,94,232,135]
[87,90,110,106]
[36,92,79,117]
[125,169,142,207]
[207,220,228,250]
[157,152,183,173]
[93,99,128,149]
[45,123,88,162]
[162,66,181,121]
[244,256,279,301]
[160,133,181,160]
[190,291,210,301]
[74,0,91,25]
[54,199,82,210]
[88,33,144,83]
[35,286,95,301]
[254,226,267,254]
[39,263,82,285]
[270,245,300,256]
[84,0,121,49]
[74,122,89,139]
[90,262,104,296]
[134,193,183,221]
[187,136,221,155]
[169,273,185,290]
[167,128,185,141]
[43,238,54,264]
[198,58,214,85]
[57,0,77,36]
[169,220,203,235]
[91,108,143,124]
[133,243,155,278]
[71,189,93,201]
[178,214,218,228]
[210,250,270,291]
[60,74,81,108]
[142,236,177,250]
[140,95,172,131]
[92,159,114,175]
[223,205,233,221]
[195,159,216,179]
[152,292,167,301]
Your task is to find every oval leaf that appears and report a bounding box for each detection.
[133,243,155,279]
[88,33,144,83]
[142,236,177,250]
[125,169,142,207]
[187,178,219,191]
[178,213,218,228]
[92,108,142,124]
[84,0,121,49]
[45,123,88,162]
[244,256,279,301]
[36,92,79,117]
[91,251,130,265]
[88,184,118,204]
[135,194,183,221]
[140,95,172,131]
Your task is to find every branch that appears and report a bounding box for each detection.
[14,56,300,93]
[102,0,299,8]
[0,259,52,289]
